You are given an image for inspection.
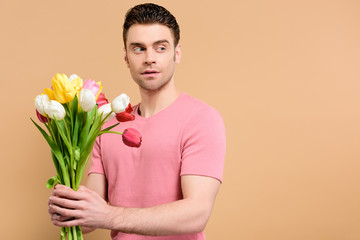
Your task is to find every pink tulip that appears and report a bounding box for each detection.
[82,79,101,97]
[96,93,109,108]
[122,128,142,148]
[115,104,135,122]
[36,109,48,123]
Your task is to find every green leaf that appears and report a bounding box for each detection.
[101,122,120,132]
[71,95,79,120]
[50,151,60,177]
[72,110,81,147]
[73,161,78,171]
[64,153,70,166]
[73,146,80,170]
[75,128,100,189]
[73,146,80,162]
[31,118,71,187]
[46,176,59,189]
[31,118,61,158]
[78,106,97,150]
[75,149,93,189]
[49,118,63,151]
[64,104,72,125]
[54,118,72,152]
[87,115,101,143]
[30,117,50,140]
[31,118,70,186]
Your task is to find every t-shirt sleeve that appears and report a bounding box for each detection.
[88,136,105,175]
[180,107,226,183]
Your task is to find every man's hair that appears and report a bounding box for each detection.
[123,3,180,48]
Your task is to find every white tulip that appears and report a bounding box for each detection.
[79,89,96,112]
[35,94,50,115]
[69,74,79,82]
[111,93,130,113]
[98,103,115,122]
[44,100,66,120]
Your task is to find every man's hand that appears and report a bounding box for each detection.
[48,184,112,229]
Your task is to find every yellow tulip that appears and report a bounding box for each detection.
[52,73,76,103]
[44,88,55,100]
[71,76,83,96]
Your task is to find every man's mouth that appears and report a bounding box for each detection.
[141,70,159,75]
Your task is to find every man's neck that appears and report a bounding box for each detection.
[138,83,180,118]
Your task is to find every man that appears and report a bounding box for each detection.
[48,3,226,239]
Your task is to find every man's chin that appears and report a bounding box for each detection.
[137,80,171,92]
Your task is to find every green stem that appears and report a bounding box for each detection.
[67,103,74,133]
[63,119,72,145]
[83,111,87,126]
[72,226,77,239]
[46,121,58,145]
[68,227,73,240]
[99,130,123,135]
[59,159,70,187]
[74,124,102,189]
[63,119,75,189]
[100,111,114,125]
[77,226,83,240]
[60,227,66,240]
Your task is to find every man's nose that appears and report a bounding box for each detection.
[144,50,156,65]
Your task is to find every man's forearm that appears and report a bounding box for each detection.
[49,176,220,235]
[107,198,212,236]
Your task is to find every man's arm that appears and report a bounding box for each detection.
[49,175,220,236]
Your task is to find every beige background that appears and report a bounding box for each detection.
[1,0,359,239]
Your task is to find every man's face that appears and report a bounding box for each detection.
[124,24,181,92]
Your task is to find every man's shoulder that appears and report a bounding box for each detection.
[178,93,221,117]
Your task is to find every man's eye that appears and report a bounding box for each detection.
[133,47,144,52]
[157,46,166,51]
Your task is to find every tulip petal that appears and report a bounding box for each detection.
[122,128,142,148]
[79,89,96,112]
[44,100,66,120]
[98,103,115,121]
[115,104,135,122]
[111,93,130,113]
[44,88,55,100]
[52,73,76,103]
[96,93,109,108]
[35,94,50,115]
[36,109,48,123]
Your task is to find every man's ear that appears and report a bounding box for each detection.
[175,43,181,64]
[124,48,130,68]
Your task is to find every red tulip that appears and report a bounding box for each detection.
[122,128,142,148]
[36,109,48,123]
[96,93,109,108]
[116,103,135,122]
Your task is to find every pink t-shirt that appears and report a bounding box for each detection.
[89,93,226,240]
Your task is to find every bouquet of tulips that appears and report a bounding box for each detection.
[31,73,141,240]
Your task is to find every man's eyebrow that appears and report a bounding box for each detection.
[153,40,170,45]
[129,40,170,47]
[128,42,144,47]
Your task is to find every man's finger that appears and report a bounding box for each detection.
[49,204,82,219]
[49,196,83,210]
[51,213,73,222]
[54,186,85,200]
[52,218,82,228]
